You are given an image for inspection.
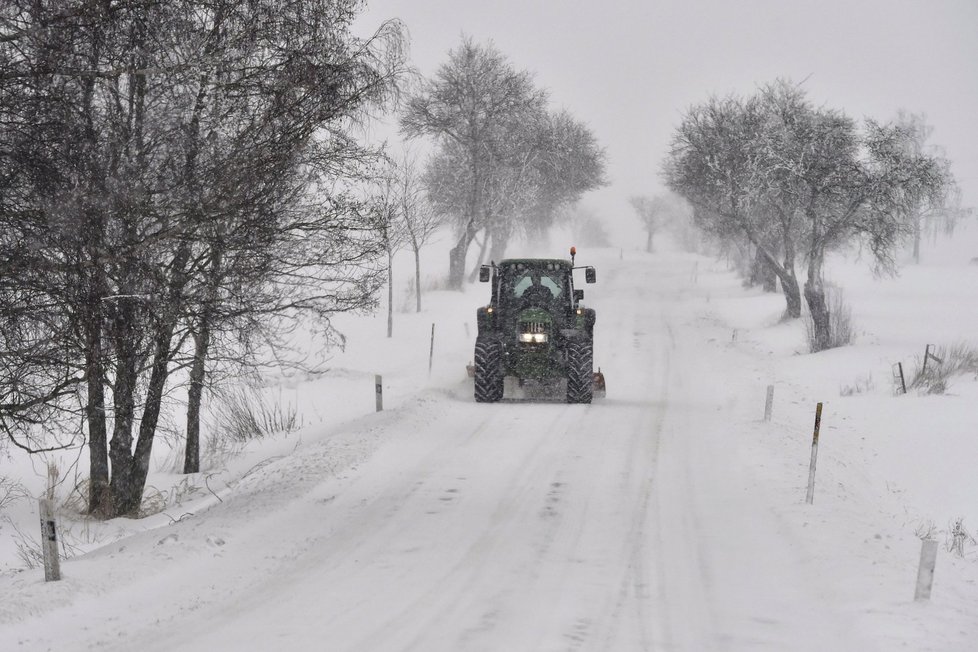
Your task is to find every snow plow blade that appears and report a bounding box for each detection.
[466,364,605,399]
[592,368,606,399]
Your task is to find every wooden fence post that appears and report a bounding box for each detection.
[893,362,907,395]
[805,402,823,505]
[763,385,774,421]
[922,344,943,376]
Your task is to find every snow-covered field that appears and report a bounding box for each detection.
[2,228,977,651]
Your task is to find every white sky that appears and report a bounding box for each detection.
[356,0,978,237]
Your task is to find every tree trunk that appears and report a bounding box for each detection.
[448,240,466,290]
[184,327,209,474]
[779,234,801,318]
[179,55,223,476]
[751,239,801,318]
[185,234,223,474]
[115,239,191,515]
[84,315,111,517]
[804,282,830,352]
[108,331,139,506]
[448,224,476,290]
[749,247,778,292]
[804,252,830,352]
[116,323,174,516]
[467,232,490,283]
[387,250,394,338]
[912,216,922,264]
[413,244,422,313]
[748,245,761,286]
[487,226,508,269]
[79,21,110,516]
[780,273,802,319]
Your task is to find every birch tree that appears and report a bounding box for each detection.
[0,0,404,511]
[396,152,443,312]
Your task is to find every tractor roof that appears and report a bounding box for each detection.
[498,258,573,270]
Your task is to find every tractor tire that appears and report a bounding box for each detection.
[474,337,504,403]
[565,339,594,404]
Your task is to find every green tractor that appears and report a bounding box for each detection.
[472,247,605,403]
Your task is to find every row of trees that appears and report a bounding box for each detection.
[400,38,607,289]
[0,0,405,516]
[1,10,606,516]
[663,80,962,351]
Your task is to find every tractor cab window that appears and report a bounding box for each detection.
[511,275,530,297]
[509,268,564,300]
[539,275,562,297]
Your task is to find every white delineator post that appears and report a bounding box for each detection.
[375,375,383,412]
[428,323,435,376]
[914,539,939,601]
[763,385,774,421]
[39,498,61,581]
[805,402,823,505]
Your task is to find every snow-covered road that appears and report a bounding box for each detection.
[0,249,930,650]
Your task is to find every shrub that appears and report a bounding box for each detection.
[948,518,976,558]
[908,342,978,394]
[0,476,29,513]
[210,385,300,443]
[138,477,204,518]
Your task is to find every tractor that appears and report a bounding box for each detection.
[472,247,605,403]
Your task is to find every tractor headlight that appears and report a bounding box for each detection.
[518,332,548,344]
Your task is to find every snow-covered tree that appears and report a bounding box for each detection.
[401,37,604,288]
[890,111,970,264]
[665,80,954,351]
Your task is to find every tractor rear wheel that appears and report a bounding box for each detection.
[566,339,593,404]
[474,337,504,402]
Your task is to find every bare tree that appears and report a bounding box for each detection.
[664,92,804,316]
[0,1,405,511]
[890,111,969,263]
[517,109,607,248]
[629,195,672,253]
[396,151,443,312]
[401,38,604,287]
[372,170,407,338]
[665,80,953,350]
[401,37,545,289]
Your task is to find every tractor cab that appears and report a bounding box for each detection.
[472,247,603,403]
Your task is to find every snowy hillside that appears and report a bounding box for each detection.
[1,233,977,651]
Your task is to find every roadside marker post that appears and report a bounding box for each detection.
[805,402,823,505]
[763,385,774,421]
[39,498,61,581]
[428,323,435,376]
[375,375,383,412]
[914,539,939,601]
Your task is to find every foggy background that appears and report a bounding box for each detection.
[356,0,978,243]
